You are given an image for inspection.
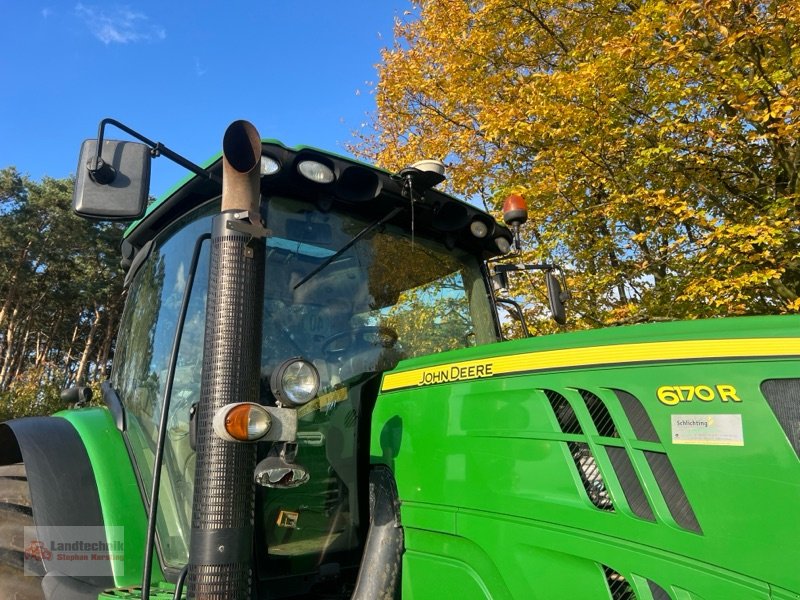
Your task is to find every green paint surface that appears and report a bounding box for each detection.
[56,407,163,587]
[373,315,800,598]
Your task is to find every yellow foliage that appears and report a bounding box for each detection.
[355,0,800,325]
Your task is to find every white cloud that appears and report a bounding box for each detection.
[74,3,166,45]
[194,57,206,77]
[41,8,53,18]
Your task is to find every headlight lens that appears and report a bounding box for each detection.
[470,219,489,238]
[271,358,320,406]
[297,160,335,184]
[261,155,281,176]
[495,235,511,254]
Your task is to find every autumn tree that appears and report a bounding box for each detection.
[359,0,800,327]
[0,167,125,418]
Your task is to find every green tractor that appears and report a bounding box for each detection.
[1,119,798,600]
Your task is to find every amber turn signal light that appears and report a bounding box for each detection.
[212,402,272,442]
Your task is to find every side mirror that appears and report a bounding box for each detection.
[72,139,151,220]
[546,271,567,325]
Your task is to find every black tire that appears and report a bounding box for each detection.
[0,463,44,600]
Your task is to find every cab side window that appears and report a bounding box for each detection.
[111,201,216,566]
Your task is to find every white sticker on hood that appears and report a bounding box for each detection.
[671,414,743,446]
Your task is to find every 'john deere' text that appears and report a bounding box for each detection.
[417,363,494,386]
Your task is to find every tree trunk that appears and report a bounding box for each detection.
[11,326,31,383]
[35,313,60,368]
[0,303,20,391]
[96,316,113,381]
[75,306,101,386]
[96,297,121,381]
[61,323,80,386]
[0,242,32,333]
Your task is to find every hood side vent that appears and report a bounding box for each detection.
[613,389,659,442]
[644,451,702,534]
[545,389,583,434]
[761,378,800,458]
[603,565,636,599]
[648,580,671,600]
[579,389,619,438]
[568,442,614,511]
[606,447,655,521]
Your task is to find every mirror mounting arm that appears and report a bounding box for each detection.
[494,299,531,338]
[491,263,570,326]
[494,263,556,274]
[93,117,221,185]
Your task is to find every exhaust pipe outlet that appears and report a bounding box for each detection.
[222,120,262,213]
[188,121,265,599]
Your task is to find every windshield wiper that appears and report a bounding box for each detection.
[293,206,403,290]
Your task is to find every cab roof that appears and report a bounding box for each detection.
[122,139,512,264]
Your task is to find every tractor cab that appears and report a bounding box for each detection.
[97,123,512,596]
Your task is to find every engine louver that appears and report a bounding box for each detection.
[761,379,800,458]
[603,565,636,600]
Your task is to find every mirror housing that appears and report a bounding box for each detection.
[546,271,567,325]
[73,139,151,220]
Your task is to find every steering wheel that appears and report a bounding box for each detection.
[322,325,399,357]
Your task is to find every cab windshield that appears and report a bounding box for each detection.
[260,196,498,388]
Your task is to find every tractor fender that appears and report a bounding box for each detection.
[0,416,114,598]
[351,466,404,600]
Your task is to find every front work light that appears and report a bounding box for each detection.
[261,155,281,176]
[470,218,489,238]
[495,236,511,254]
[270,358,320,406]
[297,160,335,184]
[212,402,272,442]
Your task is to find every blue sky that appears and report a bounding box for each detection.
[0,2,411,198]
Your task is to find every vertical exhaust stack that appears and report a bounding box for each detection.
[221,121,262,213]
[188,121,265,599]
